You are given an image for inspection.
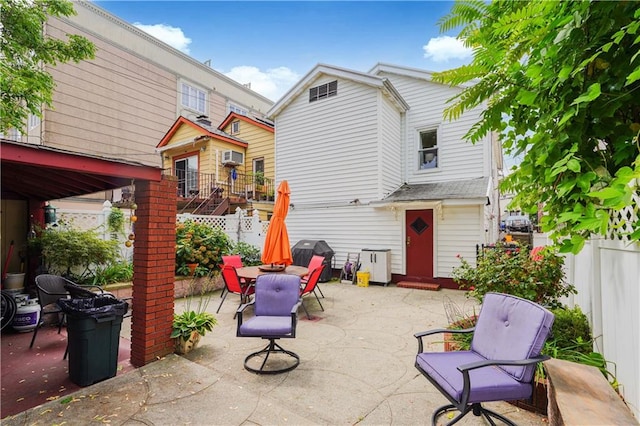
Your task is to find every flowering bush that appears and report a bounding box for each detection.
[175,220,232,277]
[451,243,576,309]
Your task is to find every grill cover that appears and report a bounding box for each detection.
[292,240,335,282]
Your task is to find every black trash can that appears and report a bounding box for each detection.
[292,240,335,282]
[58,295,129,386]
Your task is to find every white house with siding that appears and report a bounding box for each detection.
[267,63,501,286]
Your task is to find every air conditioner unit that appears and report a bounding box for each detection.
[222,150,244,166]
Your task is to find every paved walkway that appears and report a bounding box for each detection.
[3,283,546,425]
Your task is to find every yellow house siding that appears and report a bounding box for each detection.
[221,121,274,181]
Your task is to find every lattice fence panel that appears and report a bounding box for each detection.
[58,211,103,231]
[607,186,639,242]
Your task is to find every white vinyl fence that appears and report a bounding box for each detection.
[531,185,640,420]
[564,238,640,420]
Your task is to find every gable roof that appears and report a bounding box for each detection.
[156,116,247,151]
[218,112,274,133]
[369,62,476,89]
[267,63,410,118]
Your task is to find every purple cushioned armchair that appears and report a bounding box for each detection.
[414,292,554,425]
[236,273,302,374]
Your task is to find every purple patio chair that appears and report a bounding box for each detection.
[236,273,302,374]
[414,292,554,425]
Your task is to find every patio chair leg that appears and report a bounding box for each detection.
[29,323,40,348]
[313,291,324,311]
[301,301,311,319]
[315,283,325,298]
[216,292,229,313]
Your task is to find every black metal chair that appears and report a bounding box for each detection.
[32,274,106,358]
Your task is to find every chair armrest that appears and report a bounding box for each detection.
[289,300,303,337]
[456,354,550,407]
[236,299,255,332]
[458,355,550,373]
[290,300,302,315]
[415,327,475,353]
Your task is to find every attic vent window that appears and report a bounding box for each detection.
[309,80,337,102]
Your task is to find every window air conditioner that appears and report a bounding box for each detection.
[222,150,244,166]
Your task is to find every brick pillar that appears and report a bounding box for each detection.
[130,176,177,366]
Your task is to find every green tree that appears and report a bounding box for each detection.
[435,1,640,253]
[1,0,95,133]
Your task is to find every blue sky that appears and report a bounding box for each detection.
[94,1,472,101]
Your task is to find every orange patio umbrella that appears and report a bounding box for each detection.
[261,180,293,266]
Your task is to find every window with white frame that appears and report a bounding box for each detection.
[0,128,22,141]
[309,80,337,102]
[181,82,206,114]
[418,128,438,170]
[28,113,41,130]
[229,104,248,116]
[231,120,240,134]
[253,158,264,175]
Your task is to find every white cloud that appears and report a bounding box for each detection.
[133,23,191,54]
[223,66,300,102]
[423,35,472,62]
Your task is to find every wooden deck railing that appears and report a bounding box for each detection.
[175,170,274,214]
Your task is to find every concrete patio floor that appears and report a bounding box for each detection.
[3,282,547,425]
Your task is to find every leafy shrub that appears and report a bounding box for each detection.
[546,305,592,355]
[30,224,119,281]
[175,220,232,277]
[84,261,133,285]
[452,243,576,309]
[231,241,262,266]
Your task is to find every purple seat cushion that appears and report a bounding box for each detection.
[416,351,532,403]
[240,316,293,337]
[253,274,300,317]
[471,293,554,382]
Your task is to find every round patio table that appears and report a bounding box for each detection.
[235,265,308,281]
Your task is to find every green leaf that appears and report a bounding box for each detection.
[625,67,640,86]
[516,90,537,106]
[566,159,581,172]
[571,83,601,105]
[588,187,623,199]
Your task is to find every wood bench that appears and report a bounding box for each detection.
[545,358,638,425]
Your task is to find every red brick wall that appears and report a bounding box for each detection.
[130,176,177,366]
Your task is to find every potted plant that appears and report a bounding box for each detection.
[171,273,218,354]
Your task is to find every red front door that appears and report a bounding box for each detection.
[405,210,434,279]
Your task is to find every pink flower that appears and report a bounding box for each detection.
[455,253,461,258]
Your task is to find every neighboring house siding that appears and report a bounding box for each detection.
[35,1,273,173]
[377,72,487,184]
[230,123,274,180]
[45,18,175,166]
[276,77,381,205]
[436,205,484,277]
